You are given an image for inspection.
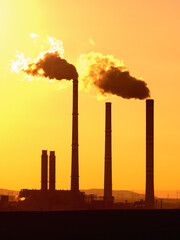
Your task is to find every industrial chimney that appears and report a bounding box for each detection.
[41,150,48,191]
[104,102,113,205]
[71,79,79,193]
[145,99,154,208]
[49,151,56,191]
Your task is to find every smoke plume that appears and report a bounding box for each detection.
[78,52,150,99]
[24,51,78,80]
[11,34,150,99]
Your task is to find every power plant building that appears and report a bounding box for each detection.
[17,99,156,210]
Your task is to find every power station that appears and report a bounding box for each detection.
[18,78,155,210]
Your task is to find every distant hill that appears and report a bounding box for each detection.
[0,188,145,202]
[1,188,180,202]
[81,189,145,203]
[0,189,19,197]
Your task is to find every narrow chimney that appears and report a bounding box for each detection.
[41,150,48,191]
[104,102,113,204]
[145,99,154,208]
[71,79,79,192]
[49,151,56,191]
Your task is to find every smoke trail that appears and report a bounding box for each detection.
[78,52,150,99]
[11,35,149,99]
[11,35,78,81]
[24,51,78,80]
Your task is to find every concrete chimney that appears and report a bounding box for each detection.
[49,151,56,191]
[71,79,79,192]
[104,102,113,204]
[41,150,48,191]
[145,99,154,208]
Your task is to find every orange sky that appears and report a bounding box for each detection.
[0,0,180,191]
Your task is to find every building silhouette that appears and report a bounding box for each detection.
[49,151,56,192]
[71,78,79,193]
[145,99,155,208]
[2,100,158,210]
[41,150,48,191]
[104,102,113,206]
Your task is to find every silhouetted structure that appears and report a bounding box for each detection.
[71,78,79,193]
[18,148,85,211]
[104,102,113,205]
[19,189,86,211]
[41,150,48,191]
[3,97,159,211]
[49,151,56,191]
[145,99,154,208]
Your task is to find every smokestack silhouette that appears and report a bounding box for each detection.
[16,50,79,192]
[104,102,113,204]
[145,99,154,208]
[49,151,56,191]
[71,79,79,193]
[41,150,48,191]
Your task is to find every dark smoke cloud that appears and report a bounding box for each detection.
[79,52,150,100]
[24,51,78,80]
[95,67,150,99]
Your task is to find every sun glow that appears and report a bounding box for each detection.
[11,34,64,81]
[11,52,30,73]
[30,33,40,39]
[46,36,64,57]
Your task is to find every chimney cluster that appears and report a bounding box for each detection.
[41,78,79,194]
[41,150,56,191]
[41,77,155,209]
[103,99,155,208]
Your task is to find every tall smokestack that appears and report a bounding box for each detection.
[104,102,113,204]
[49,151,56,191]
[71,79,79,192]
[41,150,48,191]
[145,99,154,208]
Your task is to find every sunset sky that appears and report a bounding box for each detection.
[0,0,180,192]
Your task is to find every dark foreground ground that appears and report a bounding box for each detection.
[0,209,180,239]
